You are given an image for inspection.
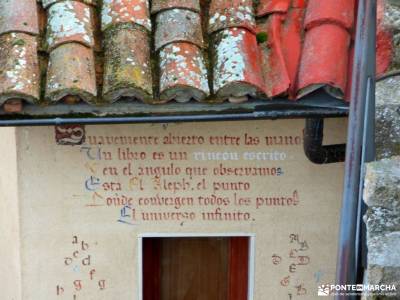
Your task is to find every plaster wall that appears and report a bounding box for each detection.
[0,127,22,300]
[3,119,347,299]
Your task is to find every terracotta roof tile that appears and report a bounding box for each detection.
[151,0,200,14]
[258,15,291,98]
[304,0,355,30]
[297,0,355,99]
[257,0,291,17]
[46,1,94,50]
[159,42,209,102]
[101,0,151,32]
[46,43,97,103]
[209,0,256,34]
[0,0,40,108]
[155,9,203,50]
[41,0,98,9]
[0,0,369,111]
[297,24,351,99]
[102,25,153,103]
[280,7,305,98]
[213,28,265,100]
[0,0,39,36]
[0,33,40,104]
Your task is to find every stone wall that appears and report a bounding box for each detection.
[375,75,400,159]
[363,158,400,299]
[362,1,400,298]
[383,0,400,71]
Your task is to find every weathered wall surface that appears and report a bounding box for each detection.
[10,119,346,300]
[0,128,22,300]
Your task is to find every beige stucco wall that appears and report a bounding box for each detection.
[2,119,347,299]
[0,127,22,300]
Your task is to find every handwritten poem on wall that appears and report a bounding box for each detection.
[47,121,344,299]
[78,129,302,226]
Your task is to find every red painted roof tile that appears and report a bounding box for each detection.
[0,0,376,110]
[257,0,291,17]
[292,0,307,9]
[280,6,305,98]
[258,3,305,98]
[209,0,255,34]
[258,15,291,98]
[0,0,39,36]
[101,0,151,32]
[304,0,355,31]
[213,28,265,100]
[155,9,204,50]
[297,24,351,99]
[376,0,394,76]
[151,0,200,14]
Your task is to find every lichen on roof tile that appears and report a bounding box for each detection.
[151,0,200,14]
[46,0,94,50]
[213,28,265,100]
[103,24,153,103]
[155,8,204,51]
[101,0,151,32]
[0,0,39,36]
[209,0,256,34]
[0,0,360,110]
[46,43,97,103]
[41,0,98,9]
[0,32,40,104]
[159,42,209,102]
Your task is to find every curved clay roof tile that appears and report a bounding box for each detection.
[159,42,210,103]
[213,28,265,100]
[0,33,40,105]
[46,1,94,51]
[304,0,355,31]
[0,0,39,36]
[256,0,291,17]
[297,24,351,99]
[209,0,256,34]
[258,15,291,98]
[155,9,204,51]
[151,0,200,14]
[42,0,98,9]
[101,0,151,32]
[102,26,153,103]
[46,43,97,103]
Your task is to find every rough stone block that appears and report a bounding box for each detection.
[376,76,400,159]
[364,265,400,299]
[364,207,400,236]
[363,157,400,210]
[363,157,400,299]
